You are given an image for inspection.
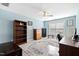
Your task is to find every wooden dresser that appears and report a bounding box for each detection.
[33,29,41,40]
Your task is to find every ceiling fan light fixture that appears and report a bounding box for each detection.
[42,10,53,17]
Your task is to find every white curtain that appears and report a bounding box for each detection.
[48,21,64,38]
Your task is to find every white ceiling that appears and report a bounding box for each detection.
[25,3,79,21]
[1,3,79,21]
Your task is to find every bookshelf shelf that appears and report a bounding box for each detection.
[13,20,27,45]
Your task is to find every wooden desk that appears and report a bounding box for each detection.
[59,38,79,56]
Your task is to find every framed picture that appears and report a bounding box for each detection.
[67,20,73,26]
[28,21,33,26]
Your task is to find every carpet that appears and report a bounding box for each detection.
[19,38,59,56]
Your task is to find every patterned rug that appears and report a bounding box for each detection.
[19,38,59,56]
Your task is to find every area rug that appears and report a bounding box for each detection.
[19,38,59,56]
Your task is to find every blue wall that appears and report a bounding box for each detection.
[0,9,44,43]
[76,13,79,35]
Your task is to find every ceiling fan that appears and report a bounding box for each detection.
[41,10,53,17]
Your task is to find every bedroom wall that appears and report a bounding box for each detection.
[0,7,44,43]
[76,12,79,35]
[64,16,76,44]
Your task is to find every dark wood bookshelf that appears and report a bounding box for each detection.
[13,20,27,45]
